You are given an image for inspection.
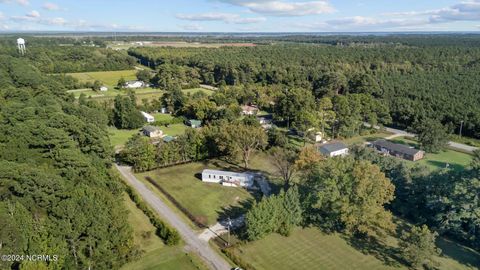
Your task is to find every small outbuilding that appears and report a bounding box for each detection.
[141,111,155,123]
[100,86,108,92]
[371,140,425,161]
[318,142,349,157]
[142,126,163,138]
[201,169,254,188]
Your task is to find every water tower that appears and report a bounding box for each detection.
[17,38,26,55]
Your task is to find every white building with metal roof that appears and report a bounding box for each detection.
[201,169,254,188]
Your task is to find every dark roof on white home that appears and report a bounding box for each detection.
[143,125,160,133]
[319,142,348,153]
[371,140,422,156]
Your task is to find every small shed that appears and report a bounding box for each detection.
[142,126,163,138]
[318,142,349,157]
[162,135,175,143]
[100,86,108,92]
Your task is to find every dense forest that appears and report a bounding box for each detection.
[129,43,480,138]
[0,53,138,269]
[0,39,136,73]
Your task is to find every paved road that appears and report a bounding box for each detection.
[366,124,478,153]
[115,164,231,270]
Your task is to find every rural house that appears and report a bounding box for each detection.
[241,105,259,115]
[100,86,108,92]
[201,169,254,188]
[371,140,425,161]
[257,114,273,129]
[187,119,202,128]
[141,111,155,123]
[124,80,146,89]
[142,126,163,138]
[318,142,349,157]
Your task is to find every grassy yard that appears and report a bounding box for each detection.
[231,227,479,270]
[136,161,256,226]
[182,88,214,96]
[108,127,140,148]
[390,137,472,171]
[343,131,394,145]
[121,193,207,270]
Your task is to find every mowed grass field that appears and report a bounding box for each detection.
[391,137,472,171]
[68,69,137,89]
[136,160,255,226]
[120,193,207,270]
[232,227,479,270]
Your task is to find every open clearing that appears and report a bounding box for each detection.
[68,69,137,89]
[231,227,479,270]
[391,137,472,171]
[136,160,256,226]
[343,131,394,145]
[120,193,207,270]
[108,123,187,147]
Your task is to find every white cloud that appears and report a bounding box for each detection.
[26,10,40,18]
[218,0,335,16]
[0,0,28,5]
[42,2,60,11]
[176,12,266,24]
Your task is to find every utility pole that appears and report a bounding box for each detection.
[459,120,464,137]
[227,217,232,247]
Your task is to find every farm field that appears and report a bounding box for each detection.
[120,193,207,270]
[136,160,256,226]
[231,227,479,270]
[390,137,472,171]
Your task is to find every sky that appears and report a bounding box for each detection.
[0,0,480,32]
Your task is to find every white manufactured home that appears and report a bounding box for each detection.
[201,169,254,188]
[140,111,155,123]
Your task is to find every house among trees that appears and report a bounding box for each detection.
[140,111,155,123]
[241,105,259,115]
[186,119,202,128]
[371,140,425,161]
[142,126,163,138]
[201,169,254,188]
[100,86,108,92]
[257,114,273,129]
[318,142,349,157]
[124,80,146,89]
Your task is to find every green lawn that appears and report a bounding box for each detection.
[182,88,214,96]
[343,131,394,145]
[68,69,137,89]
[390,137,472,171]
[108,123,187,148]
[121,193,207,270]
[232,227,479,270]
[136,161,255,226]
[108,127,140,148]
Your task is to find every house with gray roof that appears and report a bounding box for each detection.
[318,142,349,157]
[371,140,425,161]
[142,125,163,138]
